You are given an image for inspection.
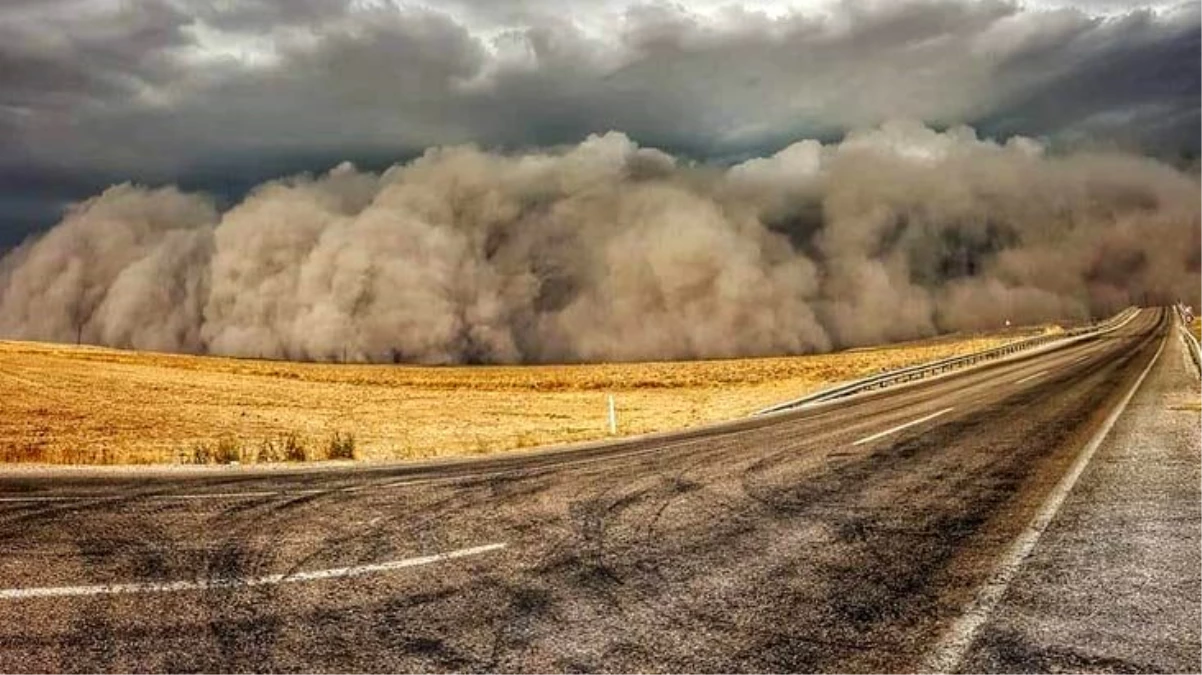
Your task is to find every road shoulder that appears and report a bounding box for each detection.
[957,330,1202,672]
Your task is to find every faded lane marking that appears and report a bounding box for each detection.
[150,491,279,500]
[921,330,1167,674]
[3,490,284,503]
[1014,370,1048,385]
[0,496,84,503]
[1064,342,1109,367]
[0,543,507,600]
[851,407,954,447]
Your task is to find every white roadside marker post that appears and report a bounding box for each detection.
[608,395,617,435]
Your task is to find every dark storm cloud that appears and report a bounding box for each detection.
[189,0,355,31]
[0,0,1197,247]
[977,5,1201,153]
[2,0,1197,164]
[0,0,193,110]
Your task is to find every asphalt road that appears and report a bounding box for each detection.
[0,307,1196,673]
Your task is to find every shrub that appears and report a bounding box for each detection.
[258,437,283,463]
[327,431,355,460]
[187,437,240,464]
[282,432,307,462]
[215,436,241,464]
[189,441,212,464]
[1,443,47,463]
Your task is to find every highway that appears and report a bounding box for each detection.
[0,307,1196,672]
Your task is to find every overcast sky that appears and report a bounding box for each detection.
[1,0,1197,246]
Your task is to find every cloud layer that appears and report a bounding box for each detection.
[1,0,1196,249]
[1,1,1198,170]
[1,122,1197,363]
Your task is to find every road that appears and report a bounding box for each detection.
[0,307,1196,672]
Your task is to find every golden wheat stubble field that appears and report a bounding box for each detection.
[0,328,1048,465]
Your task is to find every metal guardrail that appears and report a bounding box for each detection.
[1174,304,1200,375]
[754,307,1141,416]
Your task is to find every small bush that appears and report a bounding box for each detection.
[327,431,355,460]
[215,436,241,464]
[258,437,283,463]
[282,432,307,462]
[1,443,48,463]
[187,437,242,464]
[179,432,358,464]
[189,441,212,464]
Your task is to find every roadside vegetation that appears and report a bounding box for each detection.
[181,431,355,465]
[0,326,1048,465]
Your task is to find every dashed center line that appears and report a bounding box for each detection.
[1013,370,1048,385]
[851,407,954,447]
[0,542,507,600]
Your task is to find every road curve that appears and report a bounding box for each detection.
[0,307,1194,672]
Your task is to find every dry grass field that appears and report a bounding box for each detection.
[0,328,1047,465]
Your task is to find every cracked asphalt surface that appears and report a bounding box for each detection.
[0,307,1196,673]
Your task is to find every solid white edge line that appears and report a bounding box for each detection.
[1,491,279,503]
[150,491,279,500]
[920,328,1167,674]
[851,407,955,447]
[1013,370,1048,385]
[0,542,507,600]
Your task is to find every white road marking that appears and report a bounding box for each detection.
[0,496,84,503]
[1066,342,1110,367]
[851,407,954,447]
[1013,370,1048,385]
[1,491,285,503]
[3,486,376,503]
[0,542,507,600]
[921,331,1166,674]
[374,477,451,490]
[148,491,279,500]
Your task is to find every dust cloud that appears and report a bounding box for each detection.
[1,121,1197,363]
